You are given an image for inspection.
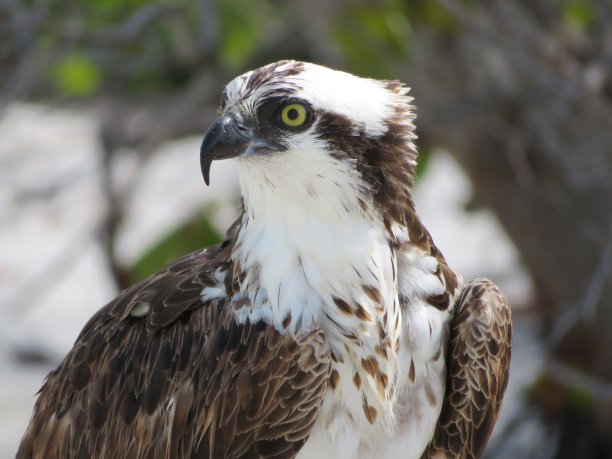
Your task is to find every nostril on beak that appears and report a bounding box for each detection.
[235,122,254,137]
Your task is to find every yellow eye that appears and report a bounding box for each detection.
[280,103,308,127]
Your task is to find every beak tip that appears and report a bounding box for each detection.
[201,159,212,186]
[200,137,214,186]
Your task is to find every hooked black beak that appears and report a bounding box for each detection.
[200,113,254,186]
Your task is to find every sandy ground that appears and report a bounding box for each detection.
[0,103,537,458]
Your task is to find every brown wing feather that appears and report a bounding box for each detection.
[17,234,330,459]
[422,278,512,459]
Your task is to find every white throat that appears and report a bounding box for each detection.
[232,147,403,434]
[233,147,391,330]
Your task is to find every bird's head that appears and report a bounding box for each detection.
[201,60,418,241]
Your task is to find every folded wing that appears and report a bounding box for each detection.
[17,242,330,459]
[422,278,512,459]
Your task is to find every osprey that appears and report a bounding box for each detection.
[18,61,511,459]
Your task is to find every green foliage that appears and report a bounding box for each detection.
[331,1,411,79]
[216,0,276,70]
[95,0,148,10]
[32,0,430,96]
[405,0,456,31]
[128,209,223,283]
[563,0,595,29]
[565,382,595,413]
[530,373,595,415]
[52,53,102,96]
[415,147,431,180]
[37,0,203,96]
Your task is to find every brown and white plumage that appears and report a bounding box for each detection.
[422,279,512,459]
[18,61,511,459]
[18,237,331,459]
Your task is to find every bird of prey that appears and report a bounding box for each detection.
[17,61,511,459]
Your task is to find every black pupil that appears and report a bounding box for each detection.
[287,108,299,121]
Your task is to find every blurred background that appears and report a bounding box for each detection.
[1,0,611,457]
